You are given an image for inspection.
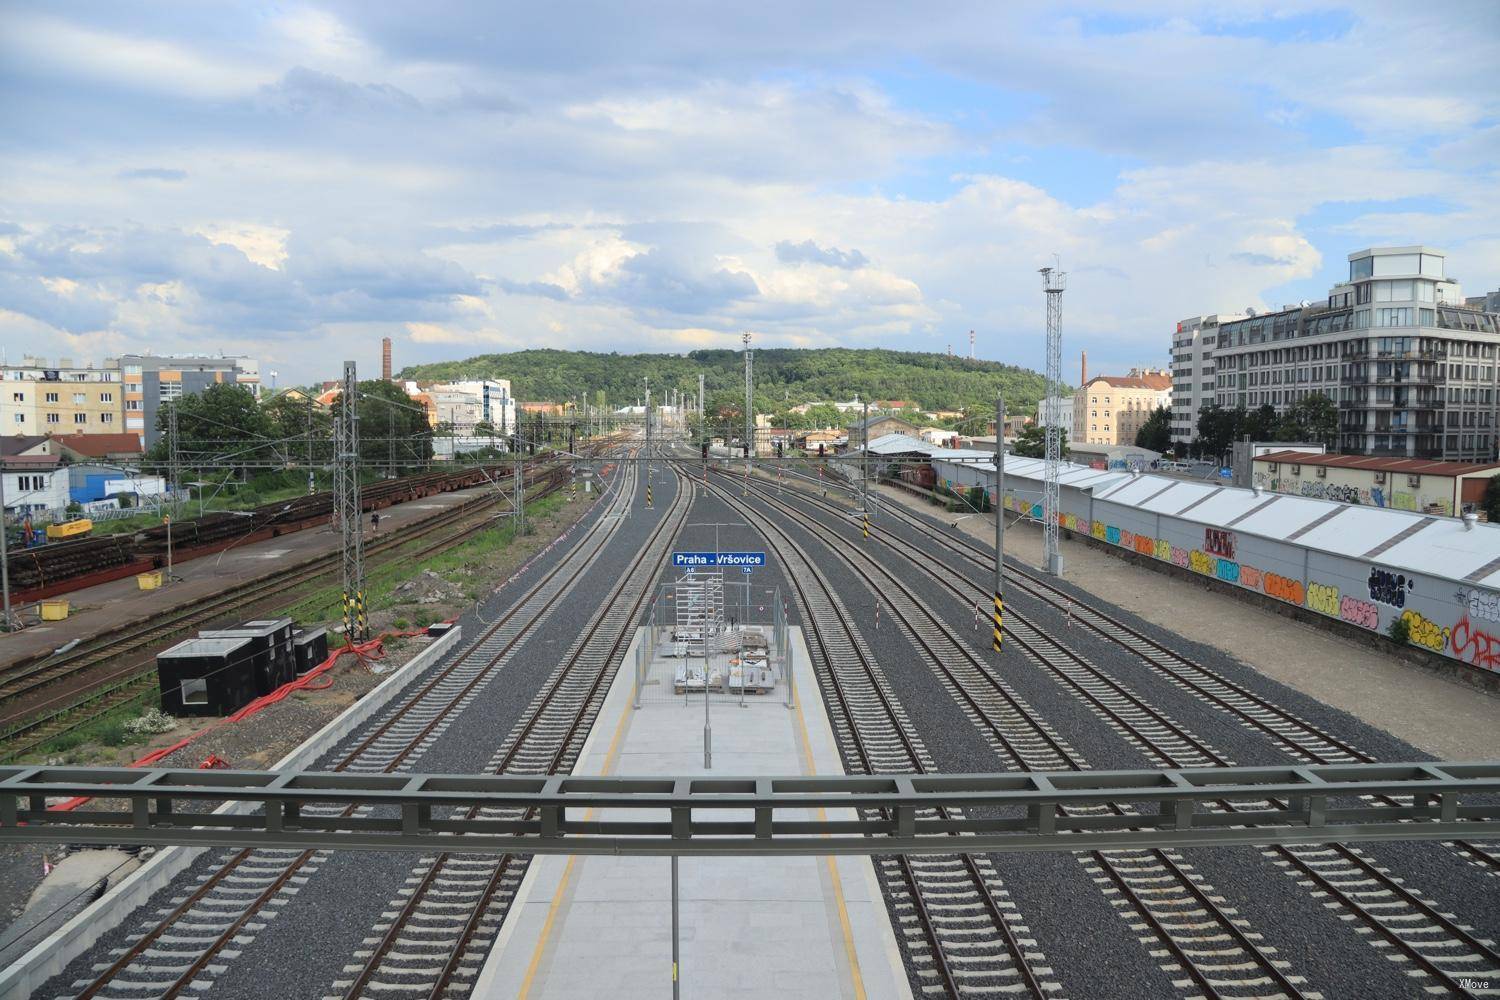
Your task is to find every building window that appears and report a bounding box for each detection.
[1316,466,1326,478]
[71,393,85,404]
[12,413,22,424]
[159,384,182,401]
[45,413,59,424]
[1407,475,1420,488]
[101,412,113,424]
[9,392,21,402]
[1290,465,1300,476]
[125,399,142,411]
[99,392,113,403]
[44,392,59,403]
[180,679,208,706]
[1374,472,1386,484]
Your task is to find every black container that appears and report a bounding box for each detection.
[200,617,296,694]
[292,626,330,676]
[157,636,258,716]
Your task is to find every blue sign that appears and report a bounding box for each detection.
[673,551,766,568]
[1218,467,1233,479]
[742,566,754,574]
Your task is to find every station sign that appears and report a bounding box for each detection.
[672,551,766,568]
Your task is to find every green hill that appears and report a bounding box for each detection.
[400,348,1052,422]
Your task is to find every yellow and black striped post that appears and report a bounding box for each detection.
[355,590,367,640]
[569,477,577,502]
[646,481,653,509]
[862,511,870,540]
[992,592,1003,652]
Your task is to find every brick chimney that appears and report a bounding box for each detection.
[1081,350,1087,386]
[381,337,392,381]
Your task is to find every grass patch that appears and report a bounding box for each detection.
[285,492,570,627]
[29,696,158,762]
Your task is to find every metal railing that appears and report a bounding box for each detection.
[3,761,1497,856]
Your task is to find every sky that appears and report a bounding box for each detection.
[2,1,1497,389]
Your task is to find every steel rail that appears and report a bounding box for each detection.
[56,450,640,1000]
[691,464,1051,1000]
[717,467,1315,1000]
[745,468,1500,995]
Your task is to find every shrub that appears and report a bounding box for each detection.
[125,707,178,737]
[96,721,128,747]
[1386,616,1410,645]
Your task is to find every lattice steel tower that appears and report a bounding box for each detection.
[1040,266,1066,575]
[334,360,367,639]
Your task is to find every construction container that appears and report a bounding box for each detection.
[292,626,330,676]
[39,600,69,621]
[46,519,93,540]
[200,618,296,695]
[157,635,258,716]
[136,571,163,590]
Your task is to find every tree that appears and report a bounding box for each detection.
[1277,393,1338,449]
[356,380,434,465]
[1481,476,1500,523]
[1243,404,1279,442]
[1013,422,1067,458]
[1134,405,1172,453]
[150,383,274,470]
[1195,403,1242,462]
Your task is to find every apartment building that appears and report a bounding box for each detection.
[1212,247,1499,461]
[109,354,260,447]
[0,360,122,435]
[1170,314,1241,448]
[1072,368,1172,446]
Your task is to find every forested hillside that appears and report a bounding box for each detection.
[400,348,1052,422]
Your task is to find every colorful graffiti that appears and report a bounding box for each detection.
[1204,528,1236,559]
[1456,587,1500,625]
[1307,582,1340,617]
[1367,567,1412,608]
[1263,573,1305,606]
[1339,595,1379,630]
[1451,616,1500,672]
[1401,608,1450,653]
[1069,509,1486,669]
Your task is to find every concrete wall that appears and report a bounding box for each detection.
[933,457,1500,677]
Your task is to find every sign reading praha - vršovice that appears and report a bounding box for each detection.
[672,552,766,568]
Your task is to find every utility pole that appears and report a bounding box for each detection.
[993,394,1005,652]
[646,391,654,509]
[166,399,181,584]
[1041,266,1067,575]
[0,441,12,631]
[334,361,366,640]
[306,395,315,495]
[742,332,753,492]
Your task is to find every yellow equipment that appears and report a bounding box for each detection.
[46,519,93,540]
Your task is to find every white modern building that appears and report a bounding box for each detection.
[1213,246,1500,461]
[1035,394,1074,431]
[1170,314,1241,448]
[424,378,514,434]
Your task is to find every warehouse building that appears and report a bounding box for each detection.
[930,451,1500,676]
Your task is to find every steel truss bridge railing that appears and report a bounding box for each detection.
[3,762,1498,856]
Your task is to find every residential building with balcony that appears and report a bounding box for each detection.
[108,354,261,448]
[1170,314,1241,448]
[1212,247,1499,461]
[0,360,122,436]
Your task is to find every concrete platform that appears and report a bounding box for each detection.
[0,484,494,671]
[473,627,911,1000]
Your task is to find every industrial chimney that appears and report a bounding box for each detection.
[1081,350,1088,386]
[382,337,393,381]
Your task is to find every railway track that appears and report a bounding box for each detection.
[0,461,576,763]
[864,474,1500,878]
[687,465,1062,999]
[333,463,695,998]
[745,465,1500,996]
[708,465,1318,999]
[47,452,645,999]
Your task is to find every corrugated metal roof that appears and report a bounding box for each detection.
[931,453,1500,588]
[1255,450,1500,477]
